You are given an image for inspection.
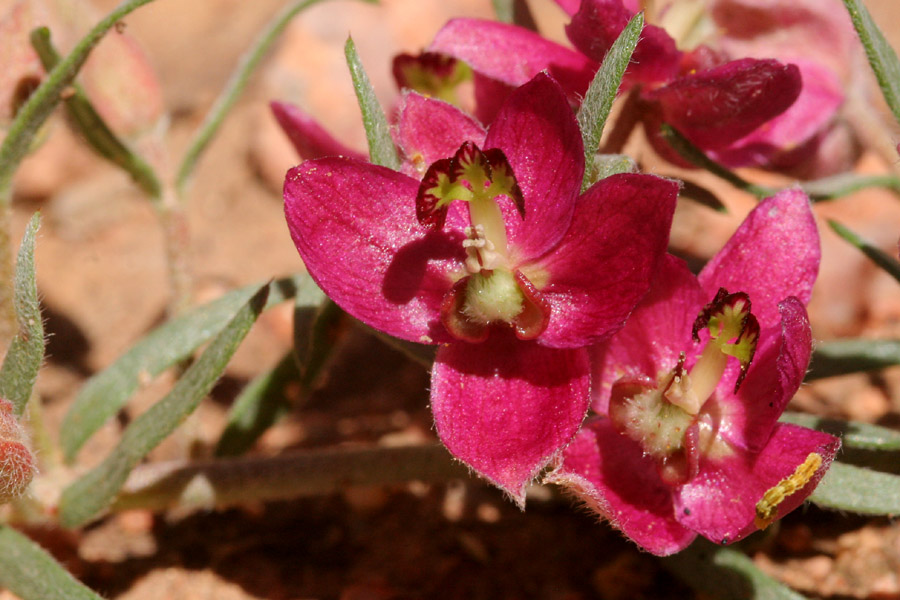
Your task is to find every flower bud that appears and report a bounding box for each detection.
[0,398,35,504]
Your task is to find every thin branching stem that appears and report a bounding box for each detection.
[113,443,469,513]
[0,0,159,348]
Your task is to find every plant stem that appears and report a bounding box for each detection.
[158,184,193,318]
[0,0,160,348]
[175,0,355,195]
[112,443,469,512]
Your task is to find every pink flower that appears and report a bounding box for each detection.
[272,52,479,163]
[283,73,677,504]
[546,189,840,554]
[702,0,864,176]
[429,0,808,169]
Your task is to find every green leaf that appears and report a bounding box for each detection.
[663,541,805,600]
[214,351,299,457]
[367,328,436,368]
[810,461,900,516]
[0,0,157,200]
[491,0,537,29]
[806,338,900,380]
[0,526,104,600]
[0,214,44,417]
[30,27,162,199]
[801,172,900,200]
[659,125,777,199]
[345,37,400,170]
[60,274,323,462]
[590,154,637,181]
[491,0,514,23]
[59,284,271,528]
[843,0,900,126]
[828,219,900,283]
[215,297,349,456]
[295,299,347,387]
[780,411,900,451]
[577,12,643,190]
[680,179,728,212]
[175,0,356,192]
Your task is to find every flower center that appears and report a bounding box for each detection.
[393,52,471,106]
[417,142,550,342]
[609,288,759,483]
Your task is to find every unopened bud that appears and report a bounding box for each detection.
[0,398,35,504]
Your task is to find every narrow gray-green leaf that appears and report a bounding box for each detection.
[828,219,900,283]
[491,0,537,29]
[843,0,900,126]
[659,125,777,199]
[30,27,161,199]
[801,172,900,200]
[215,298,348,456]
[364,326,435,368]
[491,0,514,22]
[806,338,900,380]
[577,12,642,190]
[680,179,728,212]
[0,0,157,200]
[60,274,322,462]
[590,153,637,180]
[0,214,43,417]
[663,541,805,600]
[345,37,400,170]
[296,299,347,388]
[810,461,900,515]
[214,351,299,457]
[780,411,900,451]
[0,526,104,600]
[59,285,270,528]
[175,0,356,192]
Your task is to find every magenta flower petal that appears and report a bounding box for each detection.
[590,254,706,413]
[553,0,581,16]
[431,333,591,506]
[698,189,819,330]
[645,58,802,150]
[473,71,514,125]
[284,157,465,344]
[547,419,697,556]
[271,101,366,161]
[675,423,840,545]
[723,297,813,451]
[711,60,845,168]
[533,173,678,349]
[429,19,595,97]
[394,91,487,175]
[565,0,681,85]
[484,73,585,262]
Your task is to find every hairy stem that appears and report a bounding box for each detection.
[113,443,469,512]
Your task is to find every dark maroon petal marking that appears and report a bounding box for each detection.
[692,287,731,342]
[484,148,525,218]
[512,270,550,339]
[451,140,492,184]
[440,277,490,342]
[415,157,454,230]
[392,51,467,93]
